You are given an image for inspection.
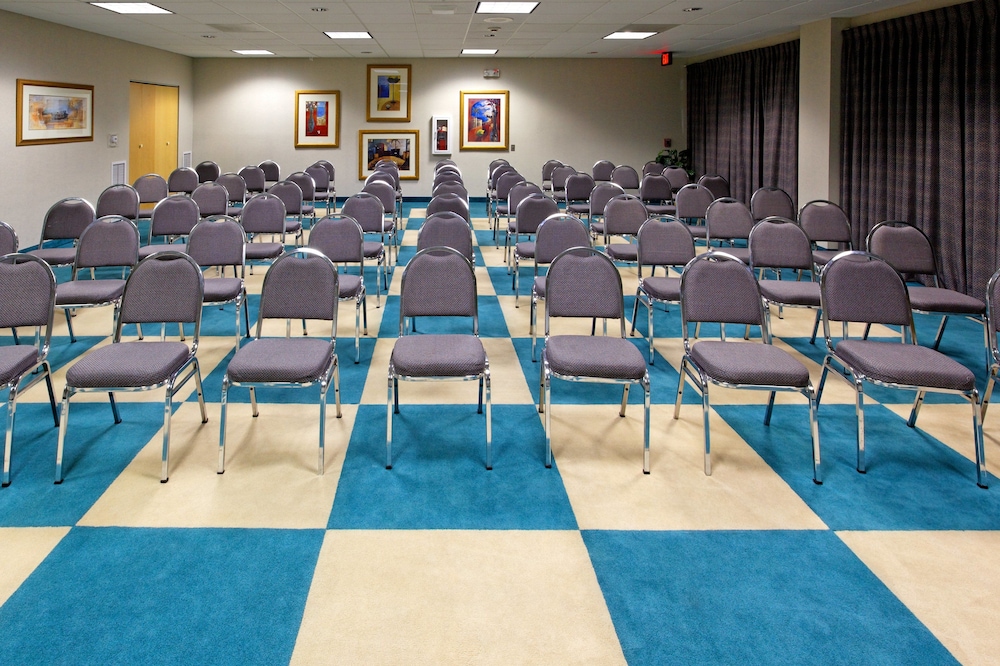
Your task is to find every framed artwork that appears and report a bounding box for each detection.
[359,130,419,180]
[431,115,452,155]
[16,79,94,146]
[295,90,340,147]
[459,90,509,150]
[367,65,411,122]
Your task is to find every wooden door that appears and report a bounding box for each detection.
[129,82,178,183]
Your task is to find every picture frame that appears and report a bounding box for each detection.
[16,79,94,146]
[431,115,453,155]
[366,65,411,122]
[295,90,340,148]
[359,130,419,180]
[459,90,509,150]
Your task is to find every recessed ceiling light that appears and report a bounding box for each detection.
[90,2,171,14]
[431,5,457,15]
[324,31,373,39]
[462,48,498,55]
[202,34,216,39]
[232,49,274,55]
[603,31,657,40]
[476,2,538,14]
[311,7,327,12]
[682,7,703,11]
[483,17,513,23]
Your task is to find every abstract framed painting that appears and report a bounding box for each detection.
[358,130,419,180]
[295,90,340,148]
[16,79,94,146]
[459,90,508,150]
[367,65,411,122]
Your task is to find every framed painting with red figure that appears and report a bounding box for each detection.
[459,90,508,150]
[295,90,340,148]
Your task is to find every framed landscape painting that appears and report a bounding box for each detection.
[359,130,419,180]
[16,79,94,146]
[295,90,340,147]
[459,90,508,150]
[367,65,411,122]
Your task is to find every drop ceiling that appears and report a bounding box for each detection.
[0,0,918,58]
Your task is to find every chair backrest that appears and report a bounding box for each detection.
[565,173,596,203]
[216,173,247,205]
[268,180,304,216]
[308,214,364,264]
[373,163,401,189]
[819,251,913,329]
[418,213,475,262]
[799,199,852,245]
[361,180,396,215]
[431,180,469,201]
[73,215,140,271]
[662,166,690,192]
[187,216,246,268]
[426,193,471,223]
[489,163,516,189]
[258,160,281,183]
[435,159,458,172]
[546,247,625,324]
[287,172,316,200]
[589,182,625,218]
[398,247,478,332]
[257,249,339,333]
[118,251,204,332]
[238,165,266,194]
[195,160,220,183]
[96,184,140,220]
[637,216,696,268]
[192,182,229,217]
[750,186,795,221]
[611,165,640,190]
[366,171,397,189]
[542,159,563,183]
[604,194,648,236]
[592,160,615,182]
[240,192,287,235]
[305,165,330,192]
[639,174,672,203]
[433,169,463,188]
[0,221,18,255]
[866,221,937,276]
[150,194,200,238]
[133,174,168,205]
[679,252,766,329]
[642,161,665,177]
[748,217,814,272]
[534,214,591,265]
[507,181,543,213]
[495,171,524,201]
[675,184,716,220]
[40,197,96,243]
[0,253,56,337]
[314,160,335,182]
[550,165,576,192]
[341,192,388,233]
[167,167,199,195]
[698,174,731,200]
[515,194,560,235]
[706,197,754,242]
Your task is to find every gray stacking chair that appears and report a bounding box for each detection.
[798,199,852,273]
[549,165,576,203]
[662,166,690,195]
[564,173,596,219]
[611,165,640,193]
[342,192,395,271]
[698,174,731,200]
[56,251,208,484]
[630,217,696,363]
[491,171,524,236]
[675,251,821,483]
[0,221,18,255]
[133,173,168,220]
[750,186,795,221]
[418,212,475,264]
[748,216,823,344]
[500,181,543,245]
[218,248,341,476]
[139,193,199,259]
[0,254,59,487]
[487,162,516,208]
[511,195,561,299]
[287,171,318,228]
[642,161,665,177]
[601,194,648,259]
[96,184,140,221]
[816,251,986,488]
[705,197,754,262]
[314,160,336,208]
[433,168,463,190]
[539,247,651,472]
[541,159,563,192]
[191,181,228,219]
[267,180,306,243]
[215,172,248,217]
[27,197,96,268]
[592,160,615,182]
[305,164,332,214]
[316,209,385,308]
[187,216,249,349]
[167,167,199,196]
[258,160,281,187]
[866,221,986,355]
[430,180,469,202]
[308,215,369,363]
[426,192,471,225]
[371,164,403,221]
[387,246,490,469]
[638,174,676,216]
[360,180,399,261]
[585,182,625,238]
[240,192,287,266]
[530,215,592,359]
[55,215,140,343]
[239,165,267,195]
[674,183,714,240]
[195,160,220,183]
[980,267,1000,420]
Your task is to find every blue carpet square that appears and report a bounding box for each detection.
[583,529,957,665]
[327,404,577,530]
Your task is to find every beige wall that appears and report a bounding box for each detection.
[0,9,194,245]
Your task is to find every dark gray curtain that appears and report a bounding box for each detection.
[687,41,800,207]
[840,0,999,295]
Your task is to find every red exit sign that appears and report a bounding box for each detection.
[661,52,673,66]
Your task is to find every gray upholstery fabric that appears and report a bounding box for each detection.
[867,222,938,275]
[268,181,305,216]
[167,167,198,194]
[546,250,623,319]
[588,183,625,219]
[426,194,471,223]
[611,166,640,190]
[66,341,191,387]
[0,259,54,328]
[195,161,220,183]
[637,218,695,268]
[811,249,841,266]
[227,337,333,383]
[681,254,763,325]
[506,183,542,215]
[515,241,536,258]
[532,275,546,298]
[244,243,283,261]
[515,195,560,235]
[96,185,140,220]
[56,279,126,306]
[188,217,245,267]
[363,241,385,260]
[309,216,364,263]
[697,175,730,201]
[337,274,363,299]
[821,254,912,325]
[133,174,168,206]
[431,181,468,200]
[707,198,754,242]
[675,184,716,220]
[400,250,476,318]
[342,193,389,234]
[750,187,795,221]
[240,193,286,235]
[305,165,330,195]
[663,167,690,192]
[592,160,615,181]
[639,174,672,204]
[259,253,338,321]
[907,286,985,314]
[258,160,281,182]
[28,247,77,266]
[758,280,821,306]
[690,340,810,387]
[150,195,200,238]
[192,183,228,217]
[390,334,486,377]
[640,276,681,301]
[606,244,638,262]
[604,196,648,236]
[202,277,243,303]
[799,200,851,244]
[216,173,247,205]
[545,335,647,380]
[288,173,316,203]
[119,253,204,325]
[565,173,596,208]
[418,215,474,262]
[239,166,266,193]
[0,346,40,385]
[40,198,95,241]
[75,216,139,269]
[749,218,813,271]
[835,339,976,391]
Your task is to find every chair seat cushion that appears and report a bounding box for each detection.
[834,339,976,391]
[245,243,283,260]
[812,249,842,266]
[391,334,486,378]
[302,205,314,216]
[226,206,243,218]
[338,274,364,300]
[56,279,126,306]
[515,241,535,259]
[533,276,547,298]
[203,277,243,303]
[758,280,821,307]
[639,276,680,302]
[545,335,647,380]
[590,221,605,235]
[362,241,384,260]
[0,346,41,385]
[711,246,750,263]
[606,244,638,262]
[285,220,302,233]
[907,286,984,315]
[685,224,708,239]
[689,341,810,387]
[227,338,334,384]
[645,204,676,215]
[66,341,192,388]
[139,243,187,259]
[27,248,76,266]
[497,205,509,215]
[567,203,589,214]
